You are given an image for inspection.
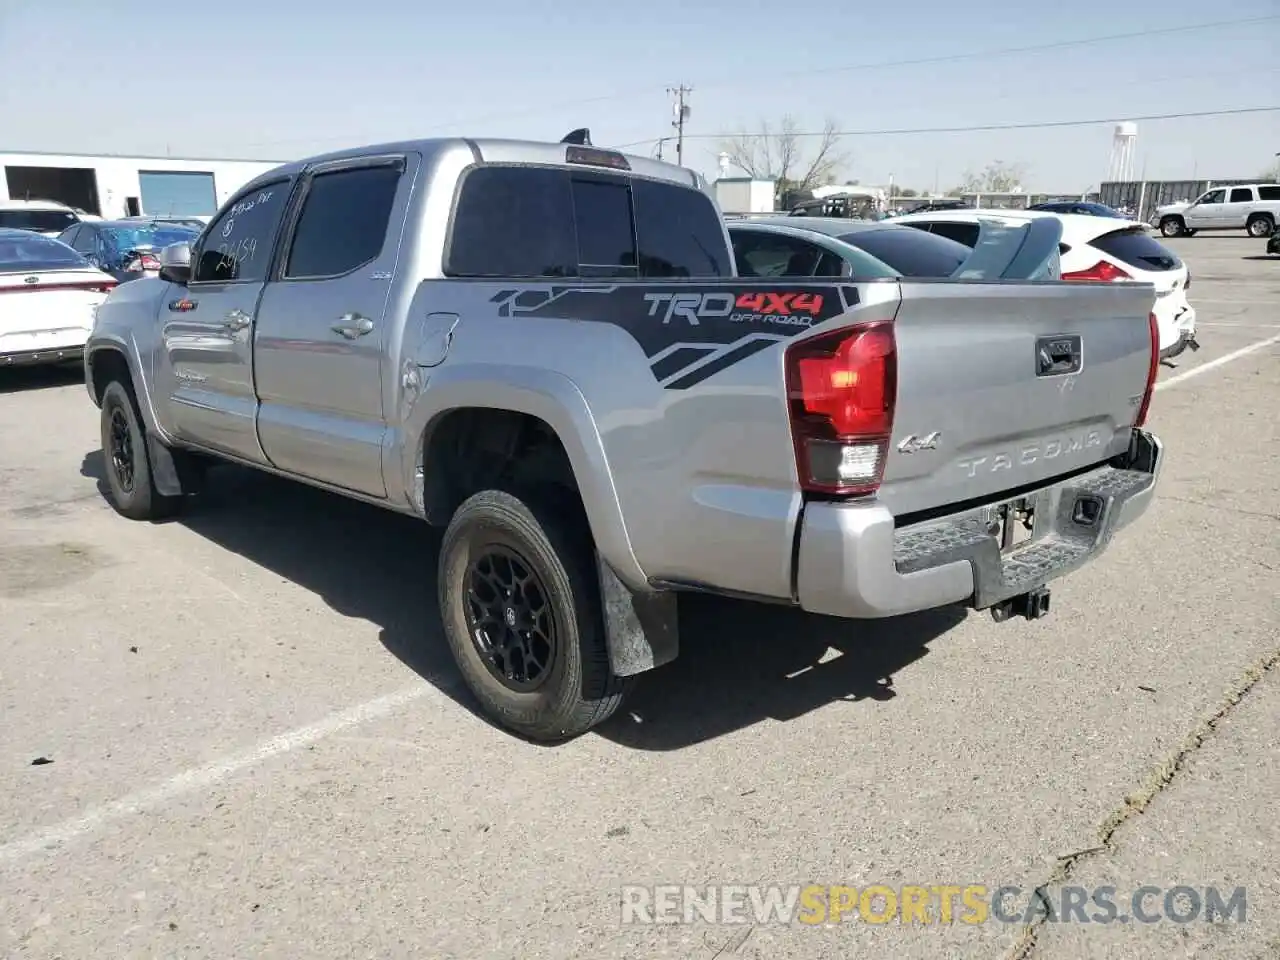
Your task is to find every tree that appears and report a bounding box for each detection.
[1260,159,1280,182]
[720,116,844,209]
[955,160,1028,194]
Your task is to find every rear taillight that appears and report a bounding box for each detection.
[785,321,897,496]
[126,254,161,272]
[1062,260,1133,282]
[1134,312,1159,427]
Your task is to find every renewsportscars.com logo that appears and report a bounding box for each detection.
[643,291,827,328]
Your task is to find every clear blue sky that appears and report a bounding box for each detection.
[1,0,1276,192]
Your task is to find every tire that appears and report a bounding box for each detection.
[438,488,630,742]
[1246,214,1274,238]
[1160,217,1184,238]
[99,380,182,521]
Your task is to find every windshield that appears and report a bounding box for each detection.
[0,209,79,233]
[839,227,970,277]
[0,233,92,273]
[102,225,200,253]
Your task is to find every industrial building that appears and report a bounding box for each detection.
[0,151,283,219]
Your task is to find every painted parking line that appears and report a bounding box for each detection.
[3,328,1279,868]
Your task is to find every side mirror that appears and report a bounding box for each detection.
[158,241,192,285]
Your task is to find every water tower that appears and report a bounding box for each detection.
[717,152,732,179]
[1107,122,1138,183]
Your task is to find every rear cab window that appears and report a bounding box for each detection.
[445,165,731,279]
[1089,228,1181,272]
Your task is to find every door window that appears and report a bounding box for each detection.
[1198,189,1226,205]
[193,180,291,284]
[71,227,99,256]
[445,166,577,278]
[284,163,404,279]
[58,225,82,248]
[1228,187,1253,203]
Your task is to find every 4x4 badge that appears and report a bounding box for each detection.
[897,432,941,453]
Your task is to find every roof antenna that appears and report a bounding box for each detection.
[560,128,592,146]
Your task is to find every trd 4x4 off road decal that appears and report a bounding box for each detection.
[488,283,860,390]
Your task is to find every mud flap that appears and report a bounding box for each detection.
[597,554,679,677]
[146,434,185,496]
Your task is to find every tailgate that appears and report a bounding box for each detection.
[879,279,1155,516]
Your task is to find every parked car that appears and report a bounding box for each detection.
[1151,183,1280,238]
[1029,200,1127,218]
[891,209,1198,360]
[1267,222,1280,256]
[85,132,1163,742]
[725,216,1062,282]
[0,229,117,367]
[55,219,202,284]
[0,199,82,237]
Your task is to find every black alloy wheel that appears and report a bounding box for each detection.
[464,545,559,691]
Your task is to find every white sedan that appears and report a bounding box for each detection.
[0,229,118,368]
[890,209,1199,360]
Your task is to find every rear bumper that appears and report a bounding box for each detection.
[795,429,1163,619]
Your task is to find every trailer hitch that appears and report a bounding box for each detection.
[990,586,1051,623]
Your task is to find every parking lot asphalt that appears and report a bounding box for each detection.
[1,236,1276,960]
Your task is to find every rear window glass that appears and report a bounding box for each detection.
[446,166,731,279]
[839,227,969,277]
[926,221,980,247]
[1090,228,1180,272]
[0,233,90,273]
[0,209,78,233]
[571,178,637,278]
[1257,185,1280,201]
[632,177,730,277]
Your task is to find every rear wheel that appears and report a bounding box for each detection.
[1159,217,1184,238]
[100,380,182,521]
[438,489,630,742]
[1246,214,1274,238]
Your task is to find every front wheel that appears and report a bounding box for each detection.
[99,380,181,521]
[1160,217,1184,238]
[438,489,630,742]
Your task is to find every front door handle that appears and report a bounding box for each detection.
[222,309,251,332]
[331,313,374,339]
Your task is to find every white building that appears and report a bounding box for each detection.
[0,151,284,219]
[713,177,776,214]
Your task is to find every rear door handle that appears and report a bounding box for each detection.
[331,313,374,339]
[222,309,251,331]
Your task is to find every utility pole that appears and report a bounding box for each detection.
[668,85,691,166]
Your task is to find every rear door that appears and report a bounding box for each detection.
[252,154,415,497]
[1223,186,1255,227]
[881,280,1156,516]
[160,179,293,463]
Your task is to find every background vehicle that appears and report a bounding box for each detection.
[727,216,1062,281]
[1151,183,1280,238]
[1267,223,1280,256]
[892,209,1198,359]
[0,229,116,366]
[56,219,202,283]
[121,215,207,231]
[0,199,82,237]
[84,134,1163,742]
[1029,200,1126,218]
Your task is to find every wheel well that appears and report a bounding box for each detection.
[1161,214,1184,223]
[419,408,582,526]
[1247,212,1274,222]
[89,349,133,404]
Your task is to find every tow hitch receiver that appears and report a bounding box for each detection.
[990,587,1052,623]
[1186,335,1201,352]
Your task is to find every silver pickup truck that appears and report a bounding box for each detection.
[84,134,1164,741]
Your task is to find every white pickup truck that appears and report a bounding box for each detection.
[1153,183,1280,238]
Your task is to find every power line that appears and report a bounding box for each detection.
[235,15,1276,150]
[610,106,1280,150]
